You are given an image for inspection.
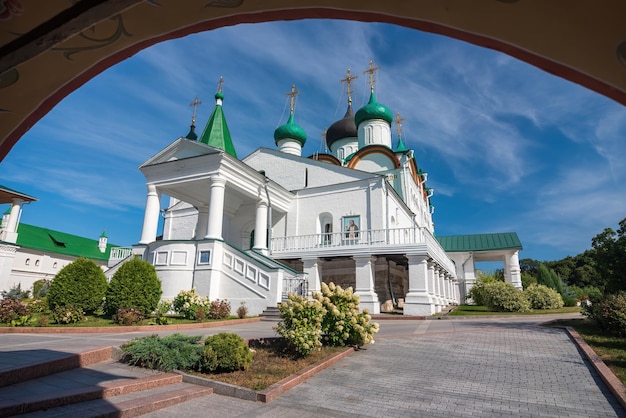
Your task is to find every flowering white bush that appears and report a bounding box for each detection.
[275,282,380,357]
[274,294,326,356]
[172,289,211,320]
[523,284,564,310]
[314,282,379,346]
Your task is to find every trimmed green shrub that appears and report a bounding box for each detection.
[52,304,85,324]
[583,292,626,336]
[172,289,210,320]
[104,258,162,316]
[483,281,530,312]
[468,274,499,305]
[275,293,326,356]
[313,282,379,347]
[47,258,107,313]
[523,284,564,310]
[120,334,203,371]
[199,332,253,373]
[0,298,30,326]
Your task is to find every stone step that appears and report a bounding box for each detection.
[259,306,281,321]
[17,382,213,417]
[0,371,188,417]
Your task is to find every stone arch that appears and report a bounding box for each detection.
[1,2,625,161]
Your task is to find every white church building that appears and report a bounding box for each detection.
[125,63,523,317]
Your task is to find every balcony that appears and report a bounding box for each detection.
[270,227,455,273]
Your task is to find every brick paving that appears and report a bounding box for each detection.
[146,318,626,417]
[1,315,625,417]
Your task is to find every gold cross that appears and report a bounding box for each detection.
[394,112,406,138]
[217,75,224,93]
[189,96,202,124]
[286,84,300,113]
[340,68,358,104]
[363,59,381,92]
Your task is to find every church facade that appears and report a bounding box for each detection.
[129,63,523,317]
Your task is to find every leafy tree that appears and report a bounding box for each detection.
[592,218,626,293]
[537,263,563,294]
[104,258,162,316]
[47,258,108,313]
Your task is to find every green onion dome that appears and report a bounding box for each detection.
[274,113,307,145]
[354,91,393,127]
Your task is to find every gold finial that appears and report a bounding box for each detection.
[286,84,300,113]
[189,96,202,125]
[340,68,358,104]
[363,59,381,92]
[394,112,406,138]
[217,75,224,93]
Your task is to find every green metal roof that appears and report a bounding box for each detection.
[198,92,237,158]
[13,223,118,262]
[437,232,522,252]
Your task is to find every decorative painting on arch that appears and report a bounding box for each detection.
[343,215,360,240]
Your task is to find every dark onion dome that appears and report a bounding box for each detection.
[185,124,198,140]
[326,104,357,150]
[354,91,393,127]
[274,112,307,146]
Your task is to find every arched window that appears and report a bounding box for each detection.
[25,258,30,265]
[319,212,333,245]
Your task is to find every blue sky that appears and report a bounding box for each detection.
[1,19,625,263]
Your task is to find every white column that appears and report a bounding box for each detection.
[404,255,435,316]
[508,251,523,289]
[2,198,22,243]
[427,261,436,303]
[139,184,160,244]
[195,207,209,240]
[302,258,323,297]
[354,256,380,314]
[253,199,268,252]
[206,176,226,240]
[435,267,445,311]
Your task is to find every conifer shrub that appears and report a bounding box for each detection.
[523,284,564,310]
[482,281,530,312]
[120,334,203,371]
[1,283,30,300]
[583,292,626,337]
[104,258,162,316]
[47,258,108,313]
[198,332,253,373]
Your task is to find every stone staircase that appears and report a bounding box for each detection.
[259,306,281,321]
[0,347,212,417]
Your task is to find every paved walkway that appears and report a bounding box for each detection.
[1,314,625,417]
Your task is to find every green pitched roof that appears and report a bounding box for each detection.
[13,223,118,262]
[437,232,522,252]
[198,92,237,158]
